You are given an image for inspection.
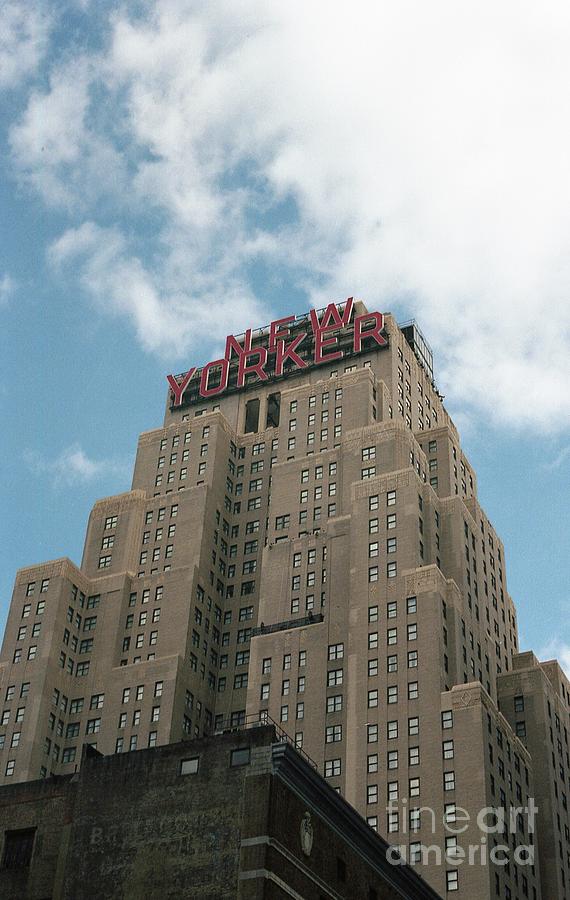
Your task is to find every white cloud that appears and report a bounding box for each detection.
[0,1,51,90]
[8,1,570,429]
[48,221,270,357]
[0,274,15,305]
[537,638,570,680]
[9,60,128,208]
[24,443,129,488]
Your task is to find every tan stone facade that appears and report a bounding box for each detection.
[0,304,563,897]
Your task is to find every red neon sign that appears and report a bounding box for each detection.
[167,299,387,406]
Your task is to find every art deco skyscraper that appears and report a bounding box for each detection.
[0,300,565,898]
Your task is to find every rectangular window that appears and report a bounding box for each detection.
[324,758,342,777]
[328,643,344,660]
[1,828,36,867]
[325,725,342,743]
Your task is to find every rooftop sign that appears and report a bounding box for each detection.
[167,298,387,407]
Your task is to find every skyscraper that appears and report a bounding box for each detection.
[0,299,565,897]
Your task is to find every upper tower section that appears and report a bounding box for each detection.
[164,298,450,431]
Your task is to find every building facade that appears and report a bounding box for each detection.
[0,724,442,900]
[0,300,565,897]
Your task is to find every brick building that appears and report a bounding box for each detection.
[0,724,441,899]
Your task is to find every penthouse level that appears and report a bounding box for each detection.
[167,298,389,406]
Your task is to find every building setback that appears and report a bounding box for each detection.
[0,300,565,897]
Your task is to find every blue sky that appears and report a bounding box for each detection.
[0,1,569,666]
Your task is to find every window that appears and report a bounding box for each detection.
[328,668,343,686]
[387,750,398,770]
[180,757,199,775]
[442,710,453,729]
[325,758,341,777]
[443,739,454,759]
[229,746,251,767]
[328,643,344,660]
[325,724,342,743]
[327,695,343,713]
[387,491,396,506]
[387,628,397,645]
[446,870,458,892]
[444,771,456,791]
[1,828,36,868]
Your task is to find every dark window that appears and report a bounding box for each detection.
[337,857,347,882]
[2,829,36,869]
[230,747,251,767]
[180,757,199,775]
[266,393,281,428]
[245,399,260,434]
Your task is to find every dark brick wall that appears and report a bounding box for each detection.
[0,728,440,900]
[0,775,74,900]
[61,733,269,900]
